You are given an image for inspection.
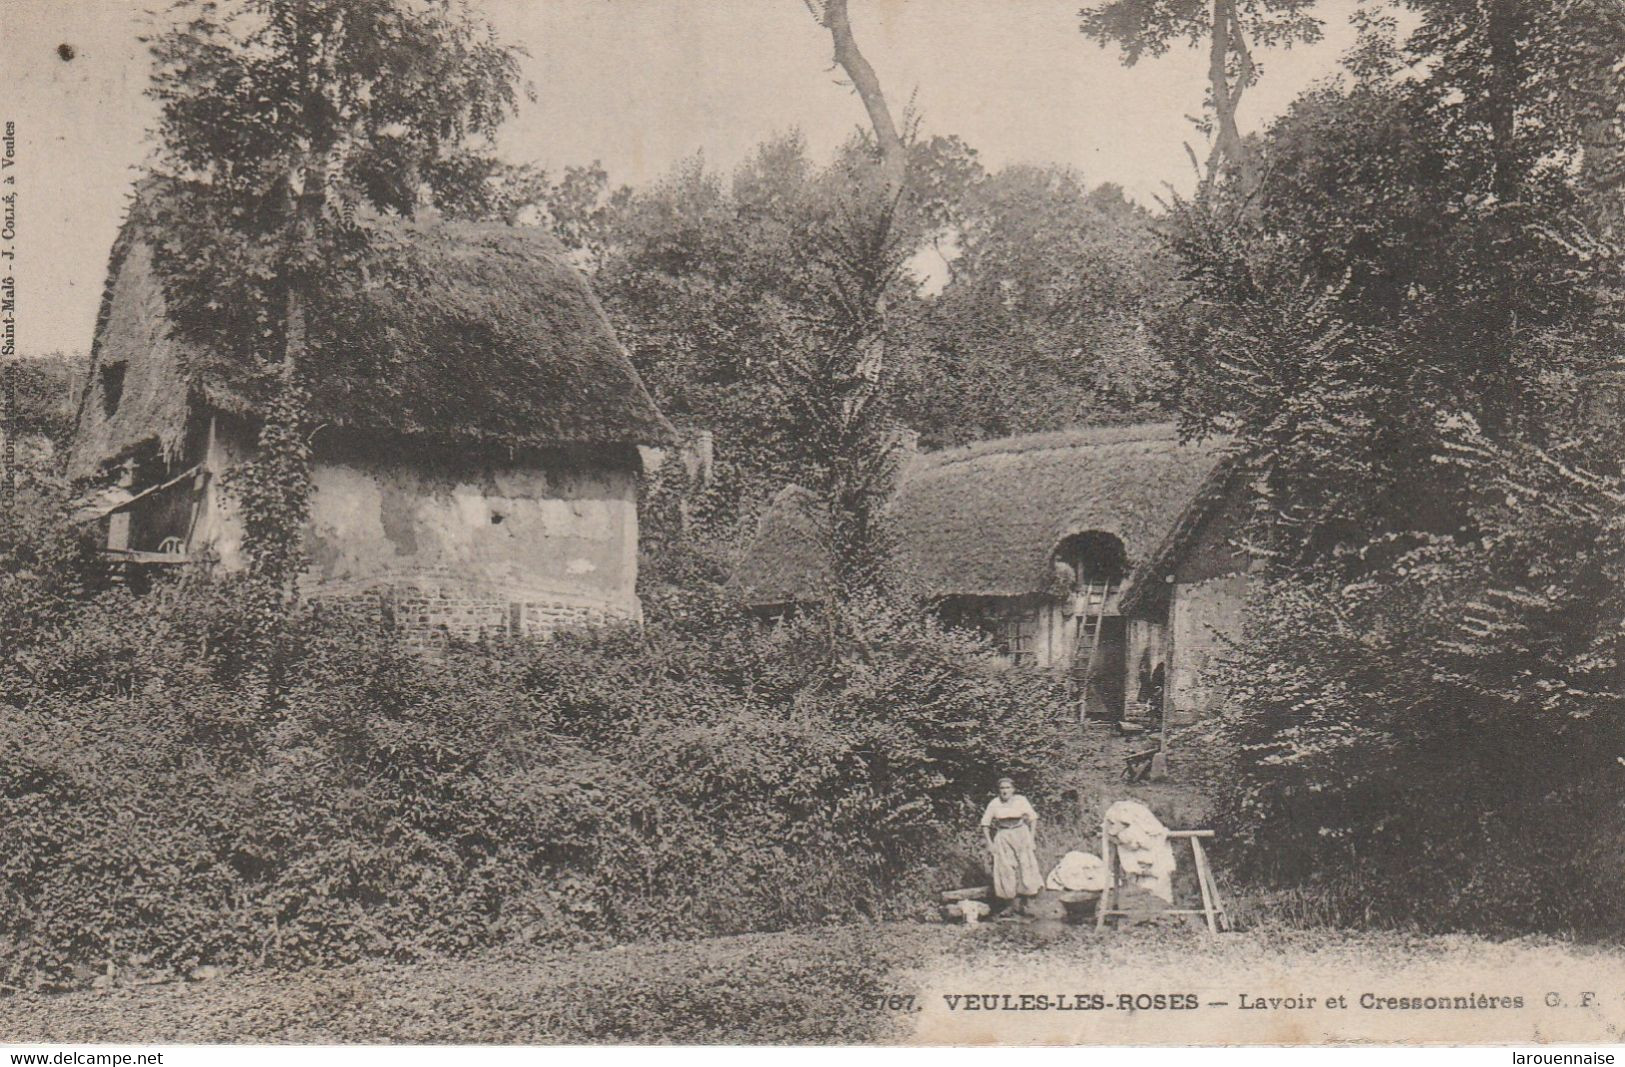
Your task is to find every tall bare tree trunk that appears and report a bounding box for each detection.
[1577,1,1625,241]
[1204,0,1260,195]
[815,0,905,389]
[1484,0,1524,434]
[1485,0,1523,204]
[816,0,906,196]
[1582,101,1624,242]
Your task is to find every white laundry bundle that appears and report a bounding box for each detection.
[1044,849,1109,893]
[1104,800,1176,903]
[943,899,992,924]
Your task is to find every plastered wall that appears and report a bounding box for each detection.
[1166,572,1248,725]
[190,428,643,641]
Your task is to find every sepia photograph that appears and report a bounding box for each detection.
[0,0,1622,1049]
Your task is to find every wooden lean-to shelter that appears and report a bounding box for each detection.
[734,423,1237,720]
[69,179,675,642]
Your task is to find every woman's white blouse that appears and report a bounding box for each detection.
[981,795,1039,827]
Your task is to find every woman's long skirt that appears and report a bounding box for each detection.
[991,824,1043,899]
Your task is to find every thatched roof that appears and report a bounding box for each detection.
[890,424,1227,598]
[69,180,674,478]
[732,424,1229,605]
[1117,455,1248,617]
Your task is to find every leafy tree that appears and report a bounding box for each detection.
[595,133,924,595]
[605,0,946,602]
[1079,0,1323,190]
[431,155,629,273]
[0,353,102,652]
[1153,1,1625,927]
[595,138,1178,556]
[909,167,1175,443]
[593,137,812,529]
[1166,0,1620,448]
[1396,0,1624,204]
[143,0,527,709]
[145,0,527,594]
[4,352,81,458]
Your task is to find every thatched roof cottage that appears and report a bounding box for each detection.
[734,424,1245,721]
[70,181,675,641]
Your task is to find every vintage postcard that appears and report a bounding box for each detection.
[1,0,1623,1049]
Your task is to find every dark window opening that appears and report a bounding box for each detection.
[100,362,127,418]
[126,476,196,555]
[994,609,1038,666]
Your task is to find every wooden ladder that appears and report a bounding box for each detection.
[1073,578,1111,722]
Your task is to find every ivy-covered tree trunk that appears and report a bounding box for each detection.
[146,0,527,648]
[231,174,322,711]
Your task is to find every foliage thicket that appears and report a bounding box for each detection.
[913,167,1174,442]
[0,354,102,662]
[0,545,1070,989]
[0,333,1070,991]
[604,136,1174,453]
[1153,1,1625,932]
[531,133,1177,578]
[6,354,79,452]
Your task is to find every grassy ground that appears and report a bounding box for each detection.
[0,927,924,1044]
[7,921,1625,1045]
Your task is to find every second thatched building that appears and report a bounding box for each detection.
[734,424,1248,723]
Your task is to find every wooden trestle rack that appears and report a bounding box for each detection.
[1095,825,1231,934]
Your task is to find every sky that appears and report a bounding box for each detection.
[2,0,1367,355]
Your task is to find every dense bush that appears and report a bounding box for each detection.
[1149,2,1625,937]
[1208,429,1625,936]
[0,564,1071,990]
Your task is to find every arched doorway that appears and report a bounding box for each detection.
[1053,531,1128,720]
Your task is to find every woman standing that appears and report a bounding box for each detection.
[981,777,1043,915]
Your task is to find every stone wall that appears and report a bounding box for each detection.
[1141,475,1253,725]
[310,582,637,647]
